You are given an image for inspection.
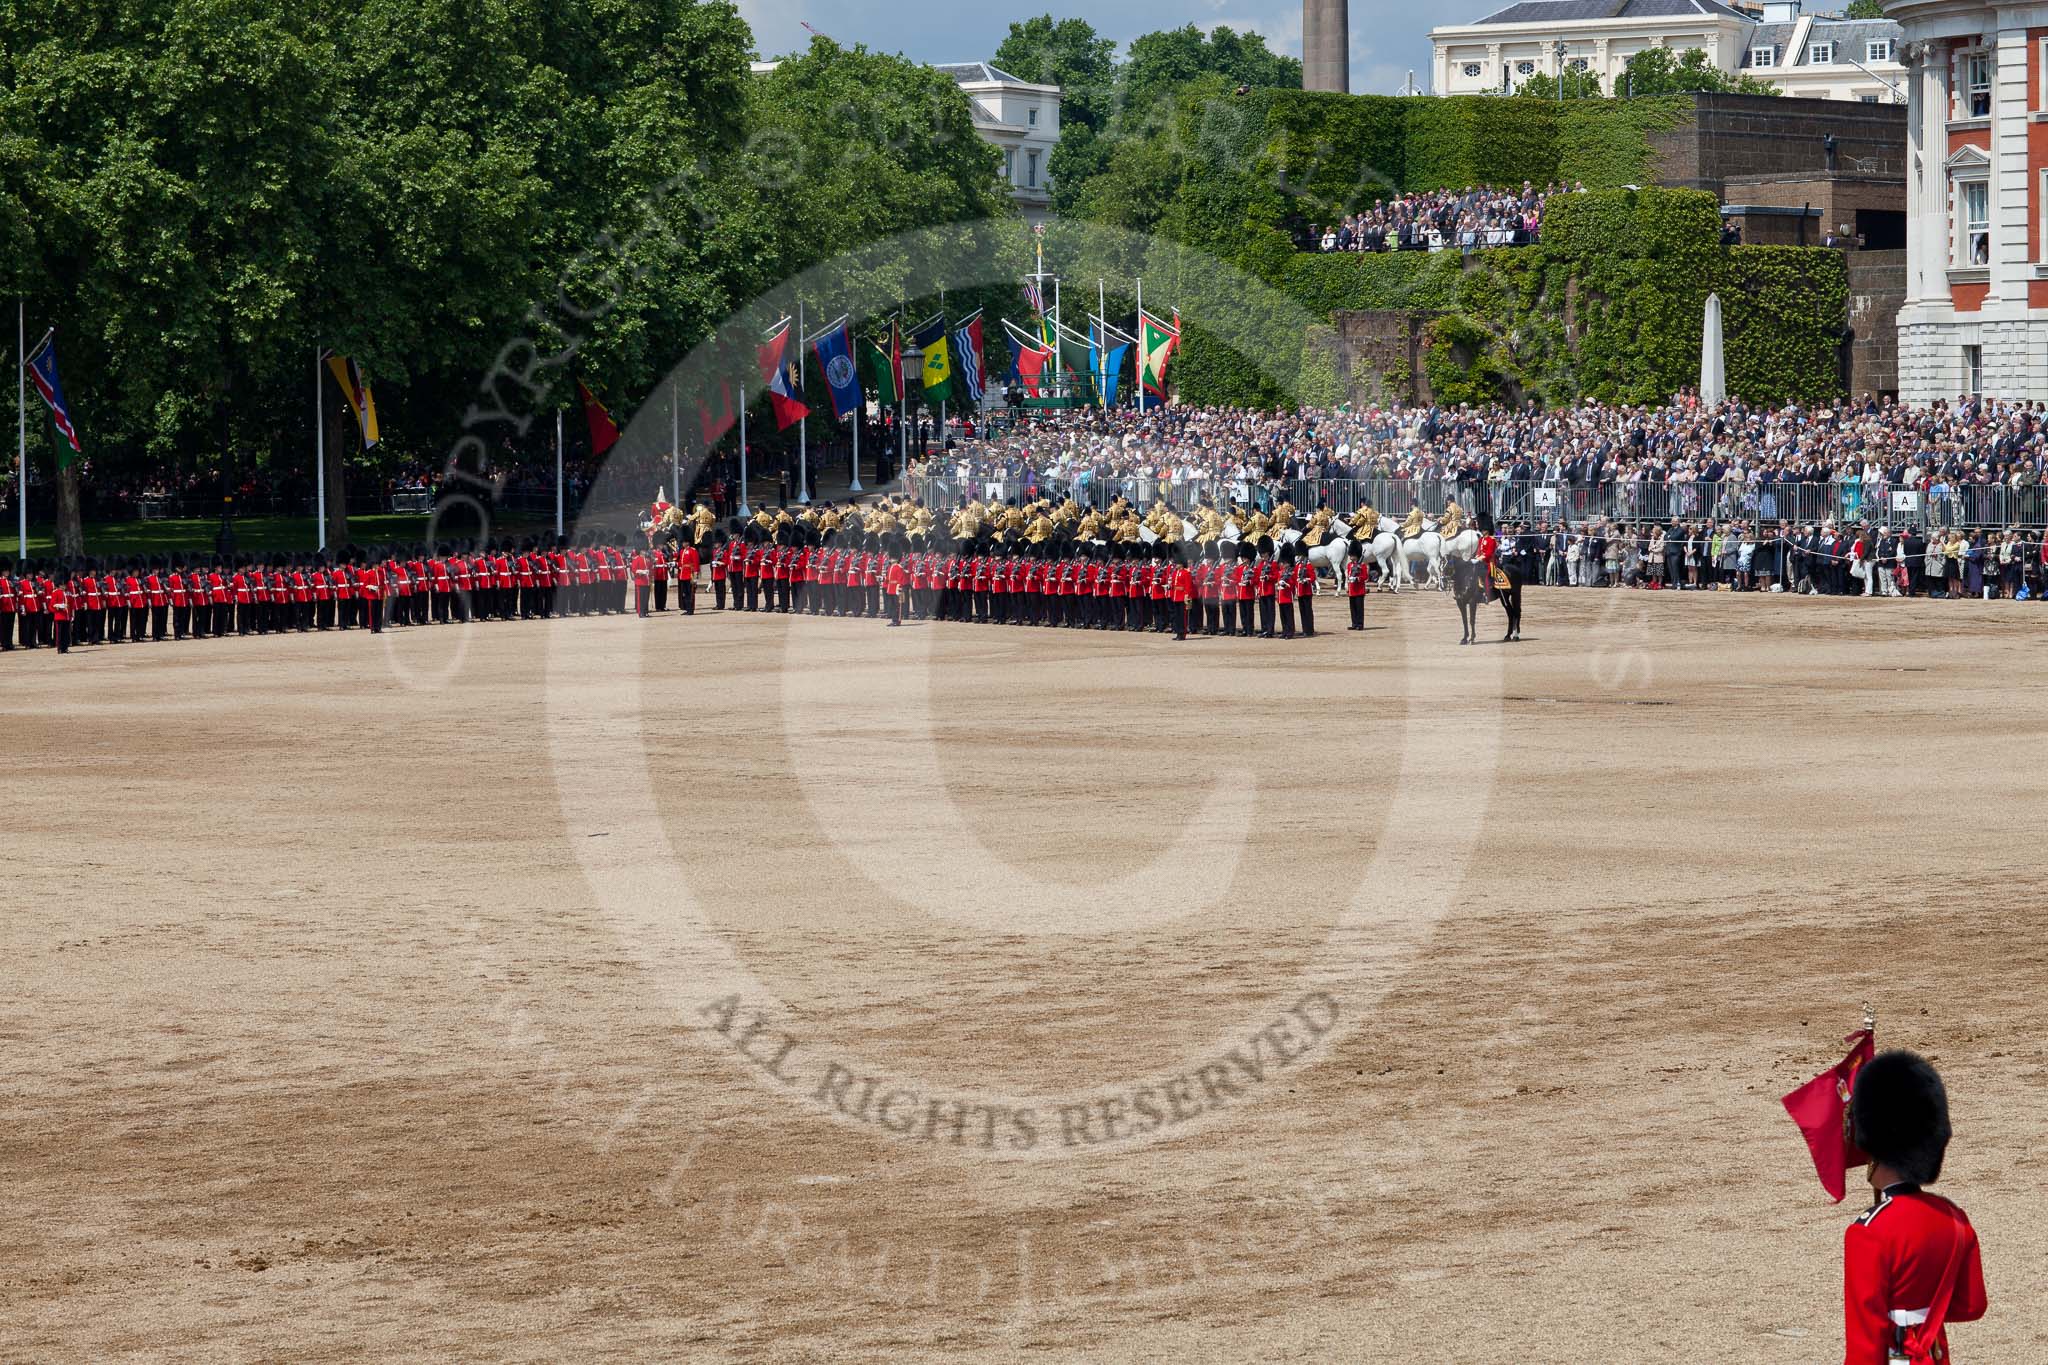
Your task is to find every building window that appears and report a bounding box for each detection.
[1861,94,1879,104]
[1965,53,1992,118]
[1750,46,1776,69]
[1567,57,1589,72]
[1963,345,1982,396]
[1027,108,1037,127]
[1462,63,1483,77]
[1867,40,1893,64]
[1026,149,1039,189]
[1516,60,1535,75]
[1003,149,1014,184]
[1957,178,1990,265]
[1810,43,1835,66]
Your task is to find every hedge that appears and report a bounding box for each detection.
[1173,188,1847,409]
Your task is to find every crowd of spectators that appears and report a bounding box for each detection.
[1301,182,1575,254]
[917,392,2048,531]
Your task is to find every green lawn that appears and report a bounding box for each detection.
[12,513,550,559]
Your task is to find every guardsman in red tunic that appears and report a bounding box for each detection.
[1170,547,1195,641]
[1844,1051,1987,1364]
[710,536,731,611]
[884,544,908,627]
[651,543,670,614]
[147,556,168,642]
[1294,550,1318,638]
[676,539,699,616]
[0,563,15,651]
[49,575,73,653]
[631,546,652,617]
[21,571,44,648]
[359,558,385,633]
[1275,543,1298,639]
[1345,540,1370,630]
[1253,539,1278,639]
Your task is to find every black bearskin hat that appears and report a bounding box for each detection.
[1850,1050,1951,1186]
[1476,509,1496,534]
[1220,540,1238,561]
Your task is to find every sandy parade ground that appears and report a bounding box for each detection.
[4,586,2045,1362]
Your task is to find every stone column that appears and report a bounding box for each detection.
[1304,0,1350,94]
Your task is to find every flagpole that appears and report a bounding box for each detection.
[554,408,564,538]
[671,375,680,510]
[17,299,25,561]
[1135,277,1145,412]
[796,299,809,505]
[738,379,750,518]
[315,348,326,551]
[849,377,863,494]
[937,288,946,458]
[1053,278,1061,401]
[1098,278,1108,410]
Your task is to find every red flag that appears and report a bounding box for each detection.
[757,326,809,431]
[1016,343,1049,398]
[697,380,735,446]
[1781,1028,1875,1202]
[577,380,620,455]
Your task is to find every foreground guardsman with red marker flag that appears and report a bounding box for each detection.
[1842,1051,1987,1364]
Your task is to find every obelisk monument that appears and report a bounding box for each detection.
[1303,0,1350,93]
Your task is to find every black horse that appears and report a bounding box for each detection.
[1451,557,1523,643]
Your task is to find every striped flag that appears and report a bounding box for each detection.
[323,352,381,448]
[951,313,985,405]
[24,330,81,463]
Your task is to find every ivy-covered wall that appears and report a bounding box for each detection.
[1171,188,1848,409]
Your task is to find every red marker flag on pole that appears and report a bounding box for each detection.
[1781,1028,1875,1202]
[577,380,620,455]
[697,380,736,446]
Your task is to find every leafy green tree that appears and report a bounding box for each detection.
[1844,0,1886,17]
[1121,24,1302,119]
[1516,68,1605,100]
[1615,46,1779,97]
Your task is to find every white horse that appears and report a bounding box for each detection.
[1306,532,1349,584]
[1399,520,1446,590]
[1438,528,1479,564]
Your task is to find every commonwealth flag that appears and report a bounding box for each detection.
[24,330,82,464]
[1139,309,1181,400]
[911,313,951,403]
[864,318,903,406]
[757,324,809,431]
[950,313,985,405]
[324,352,380,448]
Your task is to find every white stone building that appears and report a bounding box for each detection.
[936,63,1061,223]
[1431,1,1907,104]
[1887,0,2048,400]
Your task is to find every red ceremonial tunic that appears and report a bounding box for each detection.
[1844,1186,1986,1365]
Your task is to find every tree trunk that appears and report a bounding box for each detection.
[55,458,83,558]
[323,392,351,550]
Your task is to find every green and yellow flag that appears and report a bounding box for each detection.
[911,313,951,403]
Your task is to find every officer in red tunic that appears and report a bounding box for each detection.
[0,563,16,651]
[1844,1051,1987,1365]
[1476,512,1523,642]
[1346,540,1370,630]
[1170,546,1195,641]
[631,546,652,617]
[49,573,73,653]
[676,538,699,616]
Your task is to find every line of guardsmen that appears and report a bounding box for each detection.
[710,523,1373,640]
[0,537,714,654]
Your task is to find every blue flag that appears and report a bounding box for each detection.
[1102,343,1128,408]
[951,315,985,405]
[809,321,863,421]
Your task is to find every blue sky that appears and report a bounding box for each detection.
[735,0,1443,97]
